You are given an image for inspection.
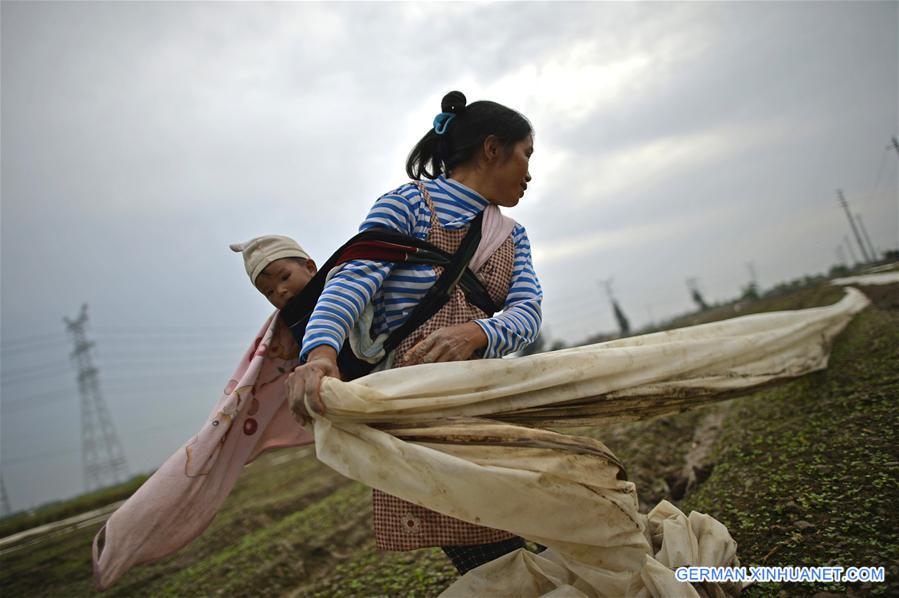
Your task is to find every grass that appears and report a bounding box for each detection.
[1,281,896,597]
[680,287,899,597]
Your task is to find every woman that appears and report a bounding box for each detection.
[287,90,542,574]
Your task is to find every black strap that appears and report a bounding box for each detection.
[332,214,485,380]
[381,210,485,354]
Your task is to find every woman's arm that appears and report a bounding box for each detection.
[474,224,543,357]
[403,224,542,365]
[299,185,423,362]
[291,186,423,421]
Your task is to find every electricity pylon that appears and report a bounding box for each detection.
[64,304,129,492]
[0,475,12,517]
[837,190,871,263]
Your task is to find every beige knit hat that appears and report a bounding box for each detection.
[230,235,311,284]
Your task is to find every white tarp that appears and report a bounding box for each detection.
[830,271,899,286]
[308,288,869,597]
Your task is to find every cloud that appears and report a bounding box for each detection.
[533,208,709,265]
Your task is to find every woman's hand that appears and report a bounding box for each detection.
[404,322,488,365]
[287,346,340,425]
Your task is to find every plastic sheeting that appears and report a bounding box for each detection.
[314,288,871,427]
[310,288,869,596]
[830,271,899,286]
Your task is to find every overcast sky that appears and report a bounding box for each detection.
[2,1,897,510]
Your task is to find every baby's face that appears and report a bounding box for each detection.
[254,258,317,310]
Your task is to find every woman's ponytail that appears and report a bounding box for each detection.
[405,129,443,180]
[406,91,468,180]
[406,91,530,180]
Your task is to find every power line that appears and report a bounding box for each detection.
[864,145,891,206]
[3,397,71,414]
[2,363,231,393]
[1,386,77,405]
[0,337,69,355]
[0,332,69,348]
[1,359,72,374]
[2,421,197,466]
[0,360,72,381]
[3,362,231,391]
[93,337,249,348]
[2,377,226,414]
[1,446,81,466]
[94,332,251,341]
[844,236,859,266]
[1,326,253,357]
[835,245,847,267]
[543,295,685,332]
[94,326,250,332]
[1,387,78,413]
[855,213,878,261]
[95,352,241,364]
[99,367,227,382]
[1,368,73,387]
[0,344,246,378]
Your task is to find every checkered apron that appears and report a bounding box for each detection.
[372,182,517,551]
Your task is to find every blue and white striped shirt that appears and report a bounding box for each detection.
[301,175,543,361]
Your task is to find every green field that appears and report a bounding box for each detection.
[2,282,896,597]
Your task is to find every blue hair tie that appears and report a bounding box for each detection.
[433,112,456,135]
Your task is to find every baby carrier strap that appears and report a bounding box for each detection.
[380,209,484,357]
[279,213,494,379]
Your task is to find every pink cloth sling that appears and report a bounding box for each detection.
[471,204,517,273]
[92,314,313,590]
[91,205,516,589]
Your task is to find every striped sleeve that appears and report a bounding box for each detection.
[474,224,543,358]
[300,187,423,361]
[359,189,416,233]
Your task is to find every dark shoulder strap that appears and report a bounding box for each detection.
[381,210,484,354]
[278,228,436,338]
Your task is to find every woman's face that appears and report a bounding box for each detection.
[488,134,534,208]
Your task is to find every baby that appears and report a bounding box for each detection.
[230,235,317,309]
